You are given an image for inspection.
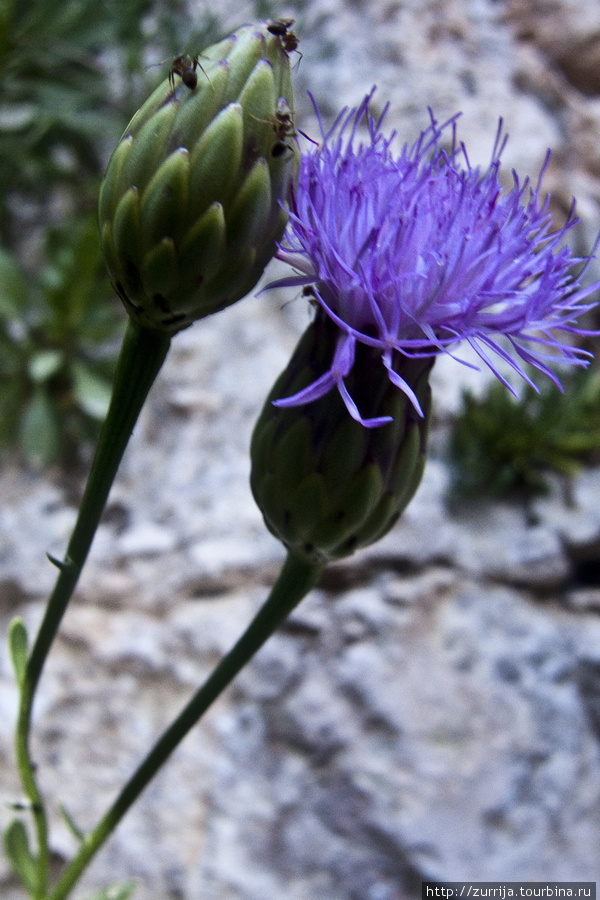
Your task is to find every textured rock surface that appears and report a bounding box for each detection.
[3,0,600,897]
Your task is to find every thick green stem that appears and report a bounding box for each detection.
[28,320,171,691]
[49,552,323,900]
[15,319,171,898]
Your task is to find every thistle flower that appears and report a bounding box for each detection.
[270,90,600,426]
[251,92,600,564]
[99,22,298,333]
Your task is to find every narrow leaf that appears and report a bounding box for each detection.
[8,618,28,688]
[20,389,61,466]
[58,802,85,842]
[71,361,112,420]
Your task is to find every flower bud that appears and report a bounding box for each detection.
[99,23,298,332]
[250,313,434,565]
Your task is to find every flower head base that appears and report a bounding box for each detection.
[99,22,298,333]
[250,311,433,564]
[271,90,599,426]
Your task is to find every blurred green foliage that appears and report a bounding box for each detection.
[0,216,120,465]
[0,0,226,235]
[448,365,600,500]
[0,0,271,467]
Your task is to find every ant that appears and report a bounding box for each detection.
[270,97,297,157]
[167,54,208,91]
[254,97,297,158]
[267,18,302,62]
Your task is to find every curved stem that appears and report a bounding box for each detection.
[49,552,323,900]
[27,321,171,693]
[15,319,171,898]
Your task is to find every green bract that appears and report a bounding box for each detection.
[250,314,434,565]
[99,23,298,332]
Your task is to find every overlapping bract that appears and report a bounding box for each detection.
[99,22,298,333]
[250,313,433,564]
[272,91,600,424]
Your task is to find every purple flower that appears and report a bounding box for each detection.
[270,89,599,427]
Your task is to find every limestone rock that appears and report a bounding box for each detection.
[3,0,600,897]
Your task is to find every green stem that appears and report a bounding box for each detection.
[49,552,323,900]
[15,319,171,898]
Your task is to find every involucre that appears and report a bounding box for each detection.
[99,22,298,333]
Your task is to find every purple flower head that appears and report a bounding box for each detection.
[269,89,600,427]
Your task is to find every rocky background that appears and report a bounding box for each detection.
[3,0,600,897]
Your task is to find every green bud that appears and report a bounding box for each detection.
[99,22,298,333]
[250,314,434,566]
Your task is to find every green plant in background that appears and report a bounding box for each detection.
[1,0,129,239]
[0,0,280,237]
[448,363,600,499]
[0,216,121,466]
[0,0,228,236]
[0,0,270,467]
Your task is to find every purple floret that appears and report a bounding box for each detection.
[270,89,600,426]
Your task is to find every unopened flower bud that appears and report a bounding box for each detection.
[99,22,298,332]
[250,313,433,566]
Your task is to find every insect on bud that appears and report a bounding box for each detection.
[250,313,434,566]
[99,22,298,333]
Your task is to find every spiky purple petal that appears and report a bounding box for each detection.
[269,89,600,423]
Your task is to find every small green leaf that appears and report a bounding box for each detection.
[3,819,38,895]
[71,361,112,420]
[82,881,137,900]
[28,350,63,383]
[20,389,61,466]
[8,618,28,688]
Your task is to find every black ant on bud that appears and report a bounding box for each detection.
[270,98,297,157]
[267,18,302,63]
[253,98,297,158]
[167,54,209,91]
